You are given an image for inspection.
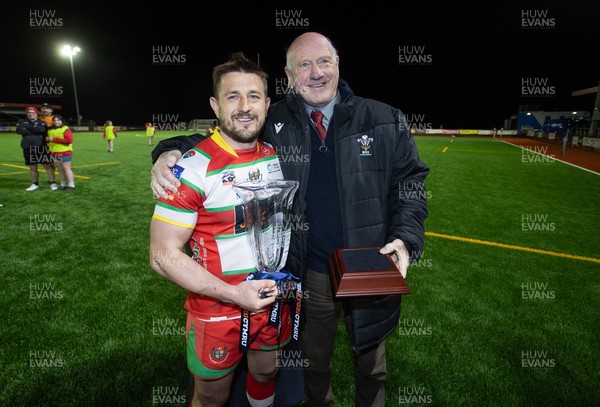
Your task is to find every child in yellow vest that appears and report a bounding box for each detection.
[145,122,156,146]
[103,121,118,152]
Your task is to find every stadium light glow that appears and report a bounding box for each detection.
[61,45,82,126]
[61,45,81,56]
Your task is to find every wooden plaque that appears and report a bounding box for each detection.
[327,247,410,298]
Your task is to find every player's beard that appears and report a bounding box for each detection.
[219,113,265,144]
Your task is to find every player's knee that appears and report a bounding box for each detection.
[249,367,278,382]
[195,388,229,407]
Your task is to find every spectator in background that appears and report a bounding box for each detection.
[16,106,57,191]
[46,115,75,190]
[562,130,569,156]
[103,121,118,152]
[38,102,54,126]
[206,120,218,136]
[38,102,58,181]
[146,122,156,146]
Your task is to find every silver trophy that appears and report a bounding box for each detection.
[233,180,300,299]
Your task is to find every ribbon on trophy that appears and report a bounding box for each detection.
[239,270,301,352]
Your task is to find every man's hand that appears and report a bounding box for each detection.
[151,150,182,199]
[232,280,277,313]
[380,239,410,278]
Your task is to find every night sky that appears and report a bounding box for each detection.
[3,2,599,129]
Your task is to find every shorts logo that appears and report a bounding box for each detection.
[221,170,236,186]
[209,346,229,364]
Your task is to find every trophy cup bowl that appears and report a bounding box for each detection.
[233,180,300,299]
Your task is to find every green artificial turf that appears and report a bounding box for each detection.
[0,133,598,406]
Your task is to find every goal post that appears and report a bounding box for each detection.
[187,118,215,133]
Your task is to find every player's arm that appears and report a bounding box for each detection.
[149,219,276,312]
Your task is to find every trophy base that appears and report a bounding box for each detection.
[328,247,410,298]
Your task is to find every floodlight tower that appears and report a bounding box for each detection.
[61,45,81,126]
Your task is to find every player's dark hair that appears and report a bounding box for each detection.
[212,52,268,97]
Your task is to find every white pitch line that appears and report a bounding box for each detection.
[500,139,600,176]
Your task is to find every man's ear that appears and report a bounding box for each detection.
[209,97,219,118]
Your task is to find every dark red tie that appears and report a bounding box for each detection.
[310,110,327,141]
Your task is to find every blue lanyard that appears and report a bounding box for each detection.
[245,270,300,282]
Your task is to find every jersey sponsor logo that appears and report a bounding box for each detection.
[221,170,236,186]
[261,145,272,155]
[171,164,185,179]
[266,161,281,174]
[248,168,262,181]
[209,346,229,364]
[274,123,284,134]
[234,204,248,234]
[182,150,195,159]
[190,236,207,268]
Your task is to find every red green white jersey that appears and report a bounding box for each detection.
[153,131,283,317]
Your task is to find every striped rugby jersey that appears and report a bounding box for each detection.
[153,130,283,316]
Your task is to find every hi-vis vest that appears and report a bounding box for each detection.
[38,115,53,126]
[48,126,73,153]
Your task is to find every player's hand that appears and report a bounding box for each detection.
[380,239,410,279]
[232,280,277,312]
[151,150,182,199]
